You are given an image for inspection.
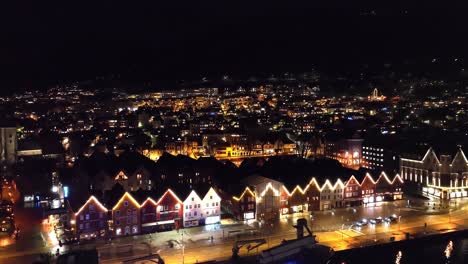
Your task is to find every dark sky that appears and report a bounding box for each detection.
[2,2,468,92]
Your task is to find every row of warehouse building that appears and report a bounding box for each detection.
[69,171,403,240]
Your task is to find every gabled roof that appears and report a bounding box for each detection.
[112,192,140,210]
[451,147,468,166]
[74,196,108,216]
[360,173,377,185]
[201,187,221,201]
[345,175,361,187]
[376,172,393,185]
[232,186,255,201]
[391,174,404,184]
[140,197,158,208]
[183,190,203,203]
[156,189,183,205]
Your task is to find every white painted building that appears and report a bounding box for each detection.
[183,190,203,227]
[319,179,344,210]
[201,187,221,225]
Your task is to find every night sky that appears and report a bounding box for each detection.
[2,2,468,93]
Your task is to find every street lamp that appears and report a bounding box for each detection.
[398,216,401,231]
[181,232,185,264]
[341,224,344,240]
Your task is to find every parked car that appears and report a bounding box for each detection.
[370,217,383,225]
[355,218,368,227]
[384,215,398,224]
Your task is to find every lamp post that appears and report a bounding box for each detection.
[341,224,344,240]
[398,216,401,231]
[181,232,185,264]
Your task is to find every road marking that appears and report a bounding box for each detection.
[350,229,365,235]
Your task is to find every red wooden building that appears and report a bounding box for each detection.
[73,196,109,240]
[360,173,377,204]
[111,192,141,237]
[344,176,362,206]
[155,189,183,231]
[140,197,158,233]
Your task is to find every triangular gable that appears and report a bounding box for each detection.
[156,189,183,205]
[233,187,255,201]
[376,172,392,185]
[140,197,157,208]
[391,174,404,184]
[422,148,441,165]
[75,196,108,216]
[202,187,221,202]
[333,179,345,189]
[345,175,360,187]
[303,178,320,193]
[361,173,377,186]
[115,170,128,180]
[451,148,468,166]
[320,179,334,191]
[289,185,305,196]
[184,190,202,203]
[259,182,280,197]
[112,192,140,210]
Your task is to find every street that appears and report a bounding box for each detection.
[1,197,468,263]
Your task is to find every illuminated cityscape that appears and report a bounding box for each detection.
[1,3,468,264]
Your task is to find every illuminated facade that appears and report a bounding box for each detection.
[367,88,386,102]
[325,137,363,169]
[247,177,282,220]
[140,198,158,232]
[73,196,108,240]
[319,179,344,210]
[344,176,362,206]
[70,171,403,241]
[201,187,221,225]
[285,186,306,214]
[111,192,141,236]
[183,190,203,227]
[361,173,377,204]
[375,172,403,201]
[155,190,183,230]
[232,187,256,221]
[249,172,403,216]
[401,147,468,199]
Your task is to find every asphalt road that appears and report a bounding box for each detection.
[1,197,468,264]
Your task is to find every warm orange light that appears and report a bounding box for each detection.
[361,173,377,185]
[75,196,108,216]
[112,192,140,210]
[140,197,158,208]
[156,189,183,205]
[233,187,255,201]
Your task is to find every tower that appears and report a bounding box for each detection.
[0,125,17,164]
